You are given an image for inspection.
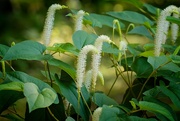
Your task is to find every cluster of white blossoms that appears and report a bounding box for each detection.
[92,107,102,121]
[76,45,98,93]
[42,4,67,46]
[154,5,179,56]
[76,35,112,93]
[75,10,86,31]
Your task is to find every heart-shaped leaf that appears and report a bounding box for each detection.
[24,82,58,112]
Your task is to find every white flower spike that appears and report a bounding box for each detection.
[171,11,179,44]
[84,70,104,91]
[154,5,179,56]
[91,35,112,91]
[76,45,98,93]
[43,4,67,46]
[75,10,85,31]
[92,107,102,121]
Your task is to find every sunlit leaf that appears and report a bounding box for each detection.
[2,40,49,61]
[0,81,24,91]
[25,94,66,121]
[24,82,58,112]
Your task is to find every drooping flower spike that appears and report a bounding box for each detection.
[42,4,67,46]
[84,70,104,91]
[76,45,98,93]
[91,35,112,92]
[154,5,179,56]
[92,107,102,121]
[171,10,180,44]
[75,10,86,31]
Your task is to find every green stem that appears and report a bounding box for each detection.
[137,60,171,100]
[1,61,6,78]
[47,107,59,121]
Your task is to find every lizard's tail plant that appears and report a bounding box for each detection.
[92,107,102,121]
[76,45,98,99]
[75,10,86,31]
[84,70,104,91]
[91,35,112,92]
[171,9,180,44]
[42,4,68,46]
[154,5,179,56]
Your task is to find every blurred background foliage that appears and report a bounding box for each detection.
[1,0,180,86]
[1,0,180,45]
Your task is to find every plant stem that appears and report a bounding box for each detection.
[47,107,59,121]
[137,60,171,100]
[46,62,53,87]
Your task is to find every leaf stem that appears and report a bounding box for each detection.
[47,107,59,121]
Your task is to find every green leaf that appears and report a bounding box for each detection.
[0,81,24,91]
[148,56,180,72]
[170,55,180,64]
[128,26,153,40]
[2,40,48,61]
[47,43,79,56]
[6,71,59,104]
[0,90,24,114]
[143,3,160,15]
[84,13,125,28]
[0,113,23,121]
[158,84,180,108]
[143,96,178,121]
[139,101,175,121]
[139,50,154,57]
[48,58,76,80]
[126,116,157,121]
[131,57,153,78]
[92,92,118,107]
[166,16,180,25]
[24,82,58,112]
[72,30,98,50]
[122,0,143,8]
[25,94,66,121]
[66,117,75,121]
[0,44,9,57]
[102,43,120,54]
[99,105,123,121]
[54,71,90,121]
[107,11,154,25]
[127,44,141,56]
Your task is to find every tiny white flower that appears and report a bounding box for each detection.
[42,4,67,46]
[154,5,179,56]
[119,40,128,54]
[92,107,102,121]
[75,10,85,31]
[171,11,179,44]
[91,35,112,91]
[84,70,104,91]
[76,45,98,92]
